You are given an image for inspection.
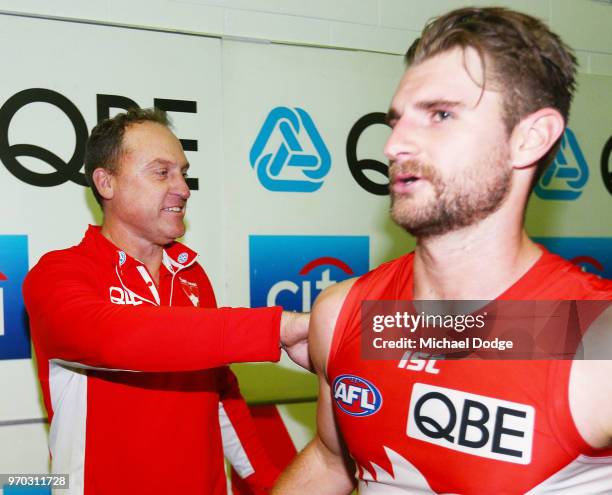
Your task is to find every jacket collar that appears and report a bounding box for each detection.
[81,225,198,273]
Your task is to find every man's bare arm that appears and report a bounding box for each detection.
[570,305,612,448]
[273,279,357,494]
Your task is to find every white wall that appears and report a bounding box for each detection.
[0,0,610,74]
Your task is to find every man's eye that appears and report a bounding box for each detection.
[157,169,168,177]
[433,110,452,122]
[182,171,189,178]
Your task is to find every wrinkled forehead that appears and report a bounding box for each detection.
[392,47,496,107]
[119,121,187,167]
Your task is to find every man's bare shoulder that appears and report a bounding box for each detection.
[309,278,358,376]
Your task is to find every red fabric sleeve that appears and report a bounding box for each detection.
[219,369,281,493]
[23,253,281,371]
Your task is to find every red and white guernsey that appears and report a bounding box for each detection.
[327,249,612,494]
[23,226,282,495]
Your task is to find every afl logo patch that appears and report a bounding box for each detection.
[118,251,127,266]
[178,252,188,264]
[332,374,382,417]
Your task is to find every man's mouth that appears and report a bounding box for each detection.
[397,175,419,184]
[162,206,185,213]
[391,173,422,193]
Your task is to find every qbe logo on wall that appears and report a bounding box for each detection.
[249,107,331,193]
[0,89,201,190]
[249,235,368,312]
[0,235,30,360]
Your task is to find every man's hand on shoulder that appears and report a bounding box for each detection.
[280,311,311,370]
[280,279,357,372]
[309,278,357,376]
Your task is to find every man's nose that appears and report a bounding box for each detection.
[174,173,191,200]
[384,118,421,163]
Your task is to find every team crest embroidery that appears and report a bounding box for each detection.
[179,278,200,307]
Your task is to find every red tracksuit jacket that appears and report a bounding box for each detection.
[23,225,282,494]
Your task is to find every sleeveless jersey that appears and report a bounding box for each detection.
[327,249,612,494]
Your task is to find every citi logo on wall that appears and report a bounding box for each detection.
[249,235,368,312]
[0,235,30,360]
[533,237,612,278]
[534,128,588,201]
[249,107,331,192]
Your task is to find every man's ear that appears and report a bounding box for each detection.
[509,108,565,169]
[92,167,115,201]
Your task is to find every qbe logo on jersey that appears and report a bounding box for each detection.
[0,235,30,360]
[407,383,535,465]
[333,374,382,417]
[249,235,368,312]
[249,107,331,192]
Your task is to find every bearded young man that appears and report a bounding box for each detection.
[23,109,309,494]
[274,7,612,494]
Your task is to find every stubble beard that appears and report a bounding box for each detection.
[390,147,512,238]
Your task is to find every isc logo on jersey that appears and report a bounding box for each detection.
[407,383,535,465]
[333,374,382,417]
[249,235,369,312]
